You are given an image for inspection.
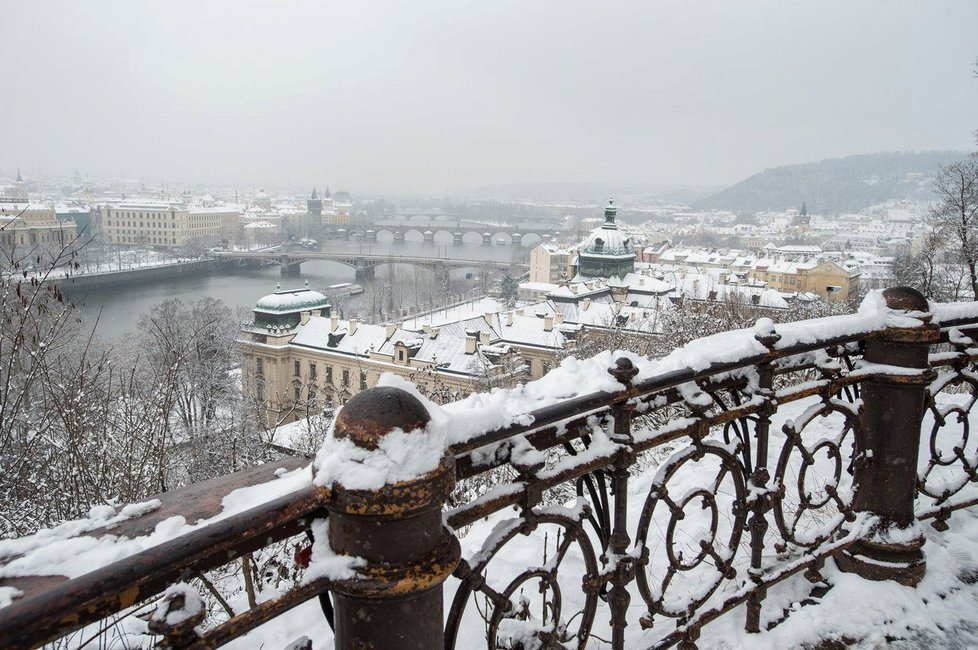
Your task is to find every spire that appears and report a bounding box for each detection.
[311,187,318,200]
[16,167,22,183]
[325,186,331,198]
[604,197,617,225]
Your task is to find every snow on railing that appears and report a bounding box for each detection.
[4,287,978,650]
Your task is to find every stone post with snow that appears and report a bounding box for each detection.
[313,386,460,648]
[836,286,938,586]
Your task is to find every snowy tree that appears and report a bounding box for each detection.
[0,227,185,535]
[928,156,978,299]
[499,273,519,308]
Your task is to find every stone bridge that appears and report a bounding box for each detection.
[214,249,524,279]
[325,221,583,247]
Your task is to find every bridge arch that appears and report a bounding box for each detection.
[492,232,513,246]
[461,231,483,245]
[375,229,396,243]
[402,229,426,243]
[433,230,453,245]
[520,232,543,248]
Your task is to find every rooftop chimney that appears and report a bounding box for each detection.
[300,310,311,326]
[582,298,591,310]
[465,333,477,355]
[544,315,554,332]
[385,323,397,338]
[349,319,358,335]
[430,326,440,339]
[479,330,491,345]
[330,315,339,332]
[506,311,514,326]
[555,312,564,324]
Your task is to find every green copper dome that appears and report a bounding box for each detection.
[253,282,330,329]
[577,198,636,278]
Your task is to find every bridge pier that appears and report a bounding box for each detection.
[512,232,522,246]
[338,228,350,240]
[354,257,375,281]
[280,261,302,277]
[482,232,492,246]
[394,231,405,242]
[453,232,463,246]
[423,230,434,244]
[366,230,377,242]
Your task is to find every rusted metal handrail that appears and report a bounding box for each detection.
[4,287,978,649]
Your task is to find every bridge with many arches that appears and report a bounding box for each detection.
[214,248,525,279]
[324,221,583,247]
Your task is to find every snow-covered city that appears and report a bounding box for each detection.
[2,2,978,649]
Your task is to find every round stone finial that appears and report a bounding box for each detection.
[882,286,929,313]
[608,356,639,385]
[334,387,430,450]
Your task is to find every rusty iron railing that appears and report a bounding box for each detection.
[3,286,978,649]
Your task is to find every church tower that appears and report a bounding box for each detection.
[13,168,28,200]
[307,187,323,217]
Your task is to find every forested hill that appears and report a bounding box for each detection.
[694,151,968,214]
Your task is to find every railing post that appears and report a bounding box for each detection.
[836,287,937,586]
[607,358,639,650]
[318,387,460,649]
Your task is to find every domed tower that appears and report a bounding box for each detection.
[252,281,331,330]
[254,188,272,211]
[576,198,635,279]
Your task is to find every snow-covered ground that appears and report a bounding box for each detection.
[216,390,978,649]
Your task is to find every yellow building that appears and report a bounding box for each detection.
[750,258,859,302]
[529,243,575,284]
[100,201,240,248]
[0,200,77,252]
[238,285,524,424]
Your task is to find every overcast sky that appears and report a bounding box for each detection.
[2,0,976,194]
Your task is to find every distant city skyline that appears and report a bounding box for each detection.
[2,1,976,194]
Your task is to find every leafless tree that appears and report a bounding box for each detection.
[928,156,978,299]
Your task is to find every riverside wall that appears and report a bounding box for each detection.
[51,259,221,290]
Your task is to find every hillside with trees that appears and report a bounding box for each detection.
[695,151,967,214]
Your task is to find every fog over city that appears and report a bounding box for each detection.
[2,0,977,193]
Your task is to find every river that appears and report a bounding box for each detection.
[66,237,532,340]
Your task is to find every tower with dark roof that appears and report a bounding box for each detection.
[13,167,28,200]
[307,187,323,217]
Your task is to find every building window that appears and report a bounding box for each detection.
[256,358,264,377]
[326,366,333,384]
[294,360,301,376]
[309,362,317,381]
[294,385,301,401]
[360,371,367,390]
[342,369,349,386]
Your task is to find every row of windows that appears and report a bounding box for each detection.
[107,220,178,228]
[292,359,366,388]
[112,211,169,219]
[110,235,177,245]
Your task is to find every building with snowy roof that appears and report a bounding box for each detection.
[238,284,526,424]
[0,198,77,252]
[99,201,240,248]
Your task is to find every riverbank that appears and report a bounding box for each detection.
[52,259,221,291]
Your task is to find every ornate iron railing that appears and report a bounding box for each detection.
[3,286,978,649]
